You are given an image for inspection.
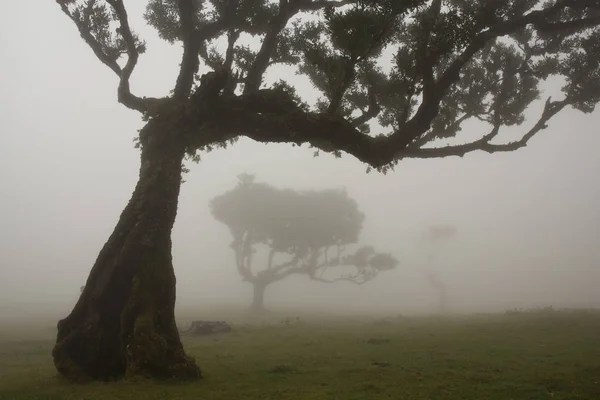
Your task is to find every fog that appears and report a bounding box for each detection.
[1,1,599,324]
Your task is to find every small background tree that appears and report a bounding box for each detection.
[210,174,398,311]
[417,224,457,314]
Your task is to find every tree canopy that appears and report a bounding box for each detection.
[51,0,600,382]
[57,0,600,171]
[210,174,398,289]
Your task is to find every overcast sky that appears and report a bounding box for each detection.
[1,1,599,319]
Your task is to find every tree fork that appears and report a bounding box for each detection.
[52,119,200,381]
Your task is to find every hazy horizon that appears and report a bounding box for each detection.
[1,1,599,324]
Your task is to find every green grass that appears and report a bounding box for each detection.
[1,310,599,399]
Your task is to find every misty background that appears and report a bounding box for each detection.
[1,1,599,322]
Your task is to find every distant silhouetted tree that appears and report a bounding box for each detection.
[210,174,398,311]
[52,0,600,382]
[418,224,457,314]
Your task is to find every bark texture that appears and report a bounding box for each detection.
[52,119,200,381]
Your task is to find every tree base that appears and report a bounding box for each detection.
[52,310,202,382]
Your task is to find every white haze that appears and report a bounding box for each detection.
[0,1,599,323]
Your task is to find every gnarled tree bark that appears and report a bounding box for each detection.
[52,118,200,381]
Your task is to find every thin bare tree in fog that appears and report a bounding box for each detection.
[210,174,398,312]
[51,0,600,382]
[418,225,457,314]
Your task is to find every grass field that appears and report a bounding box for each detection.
[1,309,599,400]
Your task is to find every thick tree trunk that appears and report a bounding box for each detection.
[52,120,200,381]
[250,281,268,312]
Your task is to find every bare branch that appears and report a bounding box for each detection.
[308,267,378,285]
[56,0,159,113]
[404,97,570,159]
[309,275,371,285]
[57,1,120,74]
[269,256,302,276]
[268,256,305,282]
[408,112,473,149]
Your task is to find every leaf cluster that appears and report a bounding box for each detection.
[61,0,146,60]
[58,0,600,169]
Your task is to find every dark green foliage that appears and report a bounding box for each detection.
[59,0,600,170]
[210,174,398,293]
[59,0,146,59]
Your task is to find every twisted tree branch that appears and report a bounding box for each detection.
[244,0,355,94]
[386,1,600,154]
[404,97,570,159]
[57,0,161,112]
[351,83,381,126]
[173,0,199,99]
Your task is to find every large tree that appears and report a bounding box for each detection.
[53,0,600,382]
[210,174,398,311]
